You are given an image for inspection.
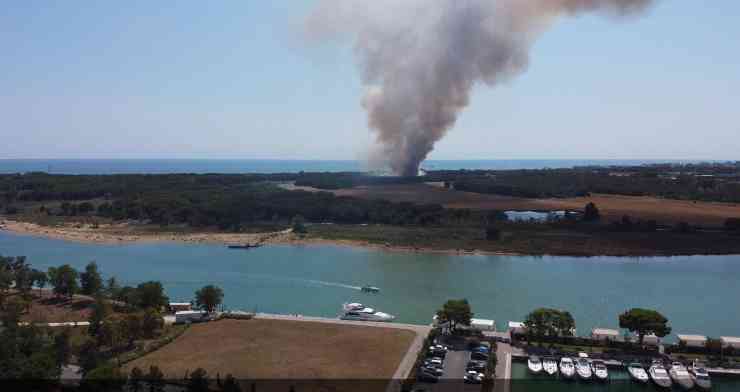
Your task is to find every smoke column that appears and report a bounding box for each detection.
[307,0,655,176]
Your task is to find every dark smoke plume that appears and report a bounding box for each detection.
[307,0,655,176]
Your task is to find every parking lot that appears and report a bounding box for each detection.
[413,338,491,392]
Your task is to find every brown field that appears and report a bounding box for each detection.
[14,291,96,323]
[327,184,740,226]
[124,318,416,381]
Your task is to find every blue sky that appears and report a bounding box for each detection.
[1,1,738,160]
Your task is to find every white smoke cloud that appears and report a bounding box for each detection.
[307,0,655,176]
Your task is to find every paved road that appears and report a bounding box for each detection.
[442,349,468,381]
[494,342,512,392]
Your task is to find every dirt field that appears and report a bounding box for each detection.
[14,291,96,323]
[325,184,740,226]
[125,318,416,382]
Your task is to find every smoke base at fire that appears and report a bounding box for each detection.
[307,0,655,176]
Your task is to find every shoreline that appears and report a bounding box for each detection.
[0,218,518,257]
[2,218,739,258]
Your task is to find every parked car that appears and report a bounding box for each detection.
[421,366,444,376]
[467,360,487,372]
[464,370,484,384]
[471,352,489,361]
[429,348,447,358]
[417,370,439,383]
[427,357,444,366]
[424,359,443,368]
[472,346,490,354]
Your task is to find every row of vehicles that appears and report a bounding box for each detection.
[464,344,491,384]
[417,344,449,383]
[528,353,711,390]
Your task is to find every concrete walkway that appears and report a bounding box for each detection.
[14,321,90,327]
[254,313,431,392]
[494,342,513,392]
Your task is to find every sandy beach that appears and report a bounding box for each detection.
[0,218,289,246]
[0,217,511,256]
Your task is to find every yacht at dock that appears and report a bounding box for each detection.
[340,302,395,322]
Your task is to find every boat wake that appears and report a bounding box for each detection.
[301,278,362,291]
[158,274,363,291]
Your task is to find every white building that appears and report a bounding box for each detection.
[720,336,740,349]
[471,318,496,331]
[677,334,707,348]
[591,328,620,342]
[175,310,207,324]
[509,321,527,335]
[642,334,661,346]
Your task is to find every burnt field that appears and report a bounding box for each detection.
[324,183,740,227]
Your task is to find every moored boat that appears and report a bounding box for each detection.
[627,362,649,384]
[227,243,262,249]
[649,361,673,389]
[528,355,543,374]
[559,357,575,380]
[690,360,712,390]
[670,362,695,390]
[591,360,609,381]
[575,357,592,380]
[542,357,558,376]
[339,302,394,322]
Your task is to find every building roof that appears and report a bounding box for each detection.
[677,334,707,342]
[720,336,740,344]
[592,328,620,336]
[471,318,495,327]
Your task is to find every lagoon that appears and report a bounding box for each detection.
[1,232,738,340]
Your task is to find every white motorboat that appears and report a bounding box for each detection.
[690,360,712,390]
[590,360,609,381]
[559,357,575,380]
[627,362,649,384]
[527,355,543,374]
[339,302,394,322]
[542,357,558,376]
[649,361,673,389]
[669,362,695,390]
[575,357,592,380]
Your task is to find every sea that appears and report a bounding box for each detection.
[0,159,699,175]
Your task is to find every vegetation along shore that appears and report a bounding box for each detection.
[2,162,740,257]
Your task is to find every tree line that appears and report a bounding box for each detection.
[0,173,493,229]
[1,254,227,387]
[431,166,740,203]
[433,298,672,347]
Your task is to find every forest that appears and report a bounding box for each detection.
[0,173,500,230]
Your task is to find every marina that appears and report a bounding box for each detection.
[509,355,740,391]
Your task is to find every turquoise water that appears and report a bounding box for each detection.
[0,159,687,174]
[511,363,740,391]
[1,232,738,341]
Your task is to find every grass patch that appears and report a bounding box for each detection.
[124,318,416,380]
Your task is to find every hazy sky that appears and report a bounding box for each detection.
[1,1,738,161]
